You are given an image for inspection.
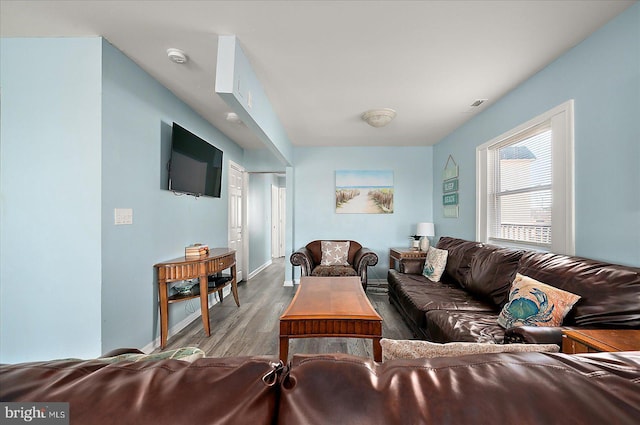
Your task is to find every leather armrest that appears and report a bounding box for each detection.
[290,247,314,276]
[504,326,565,345]
[353,248,378,275]
[100,348,145,358]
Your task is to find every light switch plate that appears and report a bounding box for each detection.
[114,208,133,225]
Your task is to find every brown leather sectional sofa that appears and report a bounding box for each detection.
[388,237,640,344]
[2,351,639,424]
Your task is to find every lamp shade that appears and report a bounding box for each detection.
[416,222,435,237]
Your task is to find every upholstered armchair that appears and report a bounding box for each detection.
[290,240,379,290]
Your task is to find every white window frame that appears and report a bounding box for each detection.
[476,100,575,255]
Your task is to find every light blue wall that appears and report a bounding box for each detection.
[433,4,640,267]
[0,37,245,363]
[248,173,280,273]
[0,38,103,362]
[244,148,287,172]
[100,40,244,352]
[293,146,433,280]
[216,35,294,166]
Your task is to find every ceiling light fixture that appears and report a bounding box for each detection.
[166,48,188,64]
[225,112,243,125]
[361,108,396,127]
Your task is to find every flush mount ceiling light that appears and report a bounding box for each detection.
[166,48,188,64]
[361,108,396,127]
[225,112,243,125]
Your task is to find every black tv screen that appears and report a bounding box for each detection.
[168,123,223,198]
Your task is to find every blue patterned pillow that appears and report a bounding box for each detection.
[422,247,448,282]
[497,274,581,328]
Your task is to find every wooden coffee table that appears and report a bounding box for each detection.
[279,276,383,362]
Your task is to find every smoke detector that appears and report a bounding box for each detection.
[167,48,188,64]
[470,99,487,107]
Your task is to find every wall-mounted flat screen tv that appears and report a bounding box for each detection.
[168,123,223,198]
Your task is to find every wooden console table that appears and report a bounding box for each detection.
[155,248,238,349]
[562,329,640,353]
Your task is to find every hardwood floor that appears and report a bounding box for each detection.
[156,257,413,359]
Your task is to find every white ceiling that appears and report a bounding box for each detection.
[1,1,634,150]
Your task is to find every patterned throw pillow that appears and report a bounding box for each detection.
[497,274,581,328]
[381,338,559,361]
[422,246,448,282]
[99,347,205,363]
[320,241,350,266]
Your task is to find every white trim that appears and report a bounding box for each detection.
[283,280,295,287]
[476,100,575,255]
[248,259,273,280]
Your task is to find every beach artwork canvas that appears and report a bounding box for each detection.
[335,170,394,214]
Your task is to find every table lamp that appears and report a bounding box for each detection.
[416,222,435,251]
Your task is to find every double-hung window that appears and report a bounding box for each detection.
[476,100,575,255]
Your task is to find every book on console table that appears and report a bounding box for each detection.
[185,244,209,257]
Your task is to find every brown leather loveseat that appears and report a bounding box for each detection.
[388,237,640,345]
[2,351,639,424]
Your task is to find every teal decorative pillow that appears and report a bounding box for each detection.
[422,246,448,282]
[497,274,581,328]
[320,241,350,266]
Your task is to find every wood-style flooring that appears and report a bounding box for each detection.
[155,257,413,359]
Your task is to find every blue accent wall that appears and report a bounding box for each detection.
[100,40,244,353]
[433,4,639,266]
[248,173,282,273]
[293,146,434,281]
[0,37,245,363]
[1,38,103,362]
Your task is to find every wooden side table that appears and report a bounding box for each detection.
[561,329,640,353]
[389,247,427,269]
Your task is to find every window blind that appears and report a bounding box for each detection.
[487,125,552,247]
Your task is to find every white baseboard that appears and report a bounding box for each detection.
[248,259,273,280]
[141,288,230,353]
[283,279,294,287]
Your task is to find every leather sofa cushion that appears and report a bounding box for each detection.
[518,251,640,327]
[278,352,640,425]
[388,270,494,331]
[426,310,505,344]
[397,259,425,274]
[463,247,523,307]
[0,357,279,425]
[436,237,484,286]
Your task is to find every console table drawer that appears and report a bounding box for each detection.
[208,254,234,273]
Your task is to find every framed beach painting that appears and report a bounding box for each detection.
[335,170,394,214]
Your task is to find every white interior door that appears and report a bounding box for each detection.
[271,185,279,258]
[271,184,286,258]
[228,161,246,281]
[278,187,286,257]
